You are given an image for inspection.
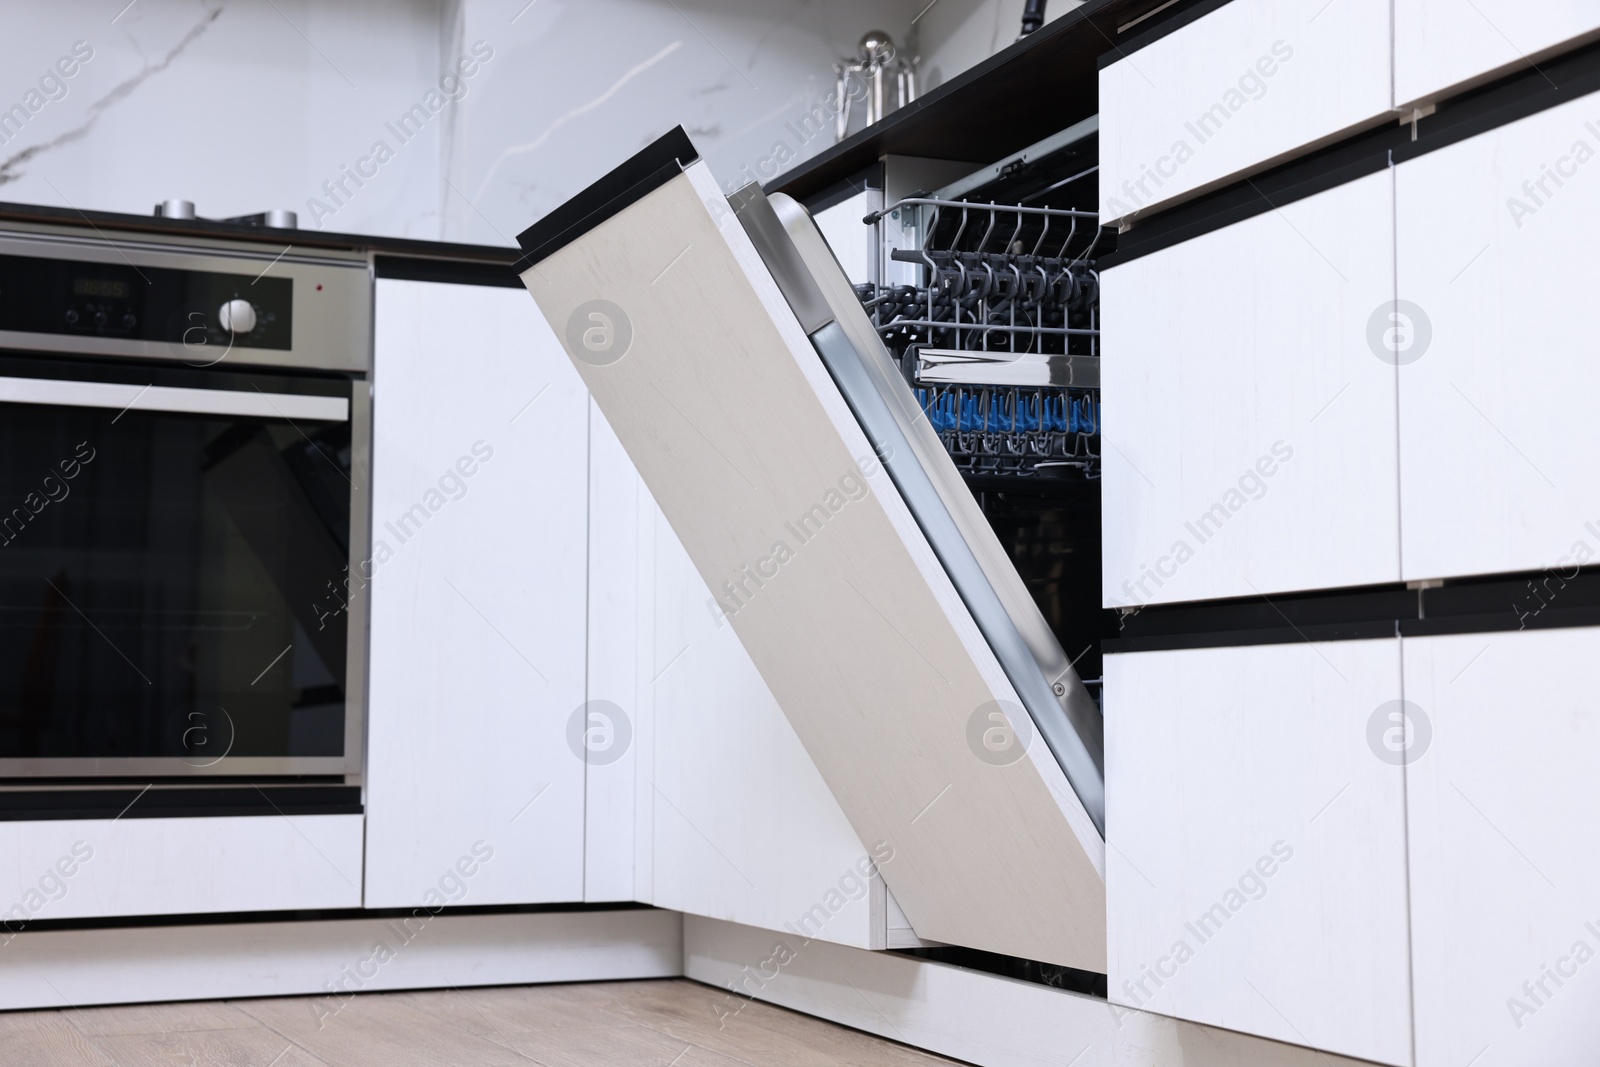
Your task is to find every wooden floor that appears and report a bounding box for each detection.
[0,978,966,1066]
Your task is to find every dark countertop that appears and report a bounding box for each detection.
[0,199,519,266]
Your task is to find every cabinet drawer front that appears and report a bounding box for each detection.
[0,814,362,920]
[1404,627,1600,1067]
[1101,170,1399,607]
[1099,0,1391,224]
[1105,639,1412,1066]
[1396,88,1600,582]
[1396,0,1600,108]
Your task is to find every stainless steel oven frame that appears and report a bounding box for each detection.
[0,223,372,780]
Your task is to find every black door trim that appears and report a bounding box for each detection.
[1105,567,1600,653]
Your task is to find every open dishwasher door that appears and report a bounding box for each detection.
[517,128,1105,971]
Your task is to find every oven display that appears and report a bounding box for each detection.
[72,277,132,300]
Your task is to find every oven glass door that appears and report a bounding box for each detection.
[0,354,359,776]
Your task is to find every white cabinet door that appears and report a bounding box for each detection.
[1098,0,1391,224]
[1104,639,1412,1067]
[1396,1,1600,108]
[1396,90,1600,582]
[365,279,588,908]
[583,400,644,903]
[1405,628,1600,1067]
[587,407,885,947]
[1100,170,1399,607]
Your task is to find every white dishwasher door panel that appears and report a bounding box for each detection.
[518,134,1106,971]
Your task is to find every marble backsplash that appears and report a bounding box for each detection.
[0,0,955,245]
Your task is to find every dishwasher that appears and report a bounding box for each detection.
[515,126,1112,972]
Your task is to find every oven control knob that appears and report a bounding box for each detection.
[218,299,257,334]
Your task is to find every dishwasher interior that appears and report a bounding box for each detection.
[817,119,1118,705]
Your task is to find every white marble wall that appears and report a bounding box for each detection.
[441,0,922,245]
[0,0,943,245]
[914,0,1084,93]
[0,1,449,238]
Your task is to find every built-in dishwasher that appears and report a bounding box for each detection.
[515,127,1111,972]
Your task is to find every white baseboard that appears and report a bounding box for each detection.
[683,915,1382,1067]
[0,907,681,1013]
[1,905,1390,1067]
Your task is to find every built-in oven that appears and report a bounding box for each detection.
[0,226,371,778]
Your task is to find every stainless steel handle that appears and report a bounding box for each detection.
[0,375,348,422]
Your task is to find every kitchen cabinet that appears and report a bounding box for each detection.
[1395,1,1600,108]
[0,815,362,921]
[1100,169,1399,607]
[1396,89,1600,582]
[1103,639,1412,1067]
[365,278,588,908]
[582,400,644,903]
[1404,628,1600,1067]
[1098,0,1391,224]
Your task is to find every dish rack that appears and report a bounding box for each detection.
[856,198,1104,478]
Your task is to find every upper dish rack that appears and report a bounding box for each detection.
[855,198,1104,478]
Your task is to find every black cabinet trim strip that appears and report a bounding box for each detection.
[2,902,656,936]
[375,255,522,288]
[1391,35,1600,165]
[1101,36,1600,268]
[1105,568,1600,653]
[0,786,361,822]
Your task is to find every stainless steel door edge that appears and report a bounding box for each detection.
[732,186,1105,835]
[809,321,1106,833]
